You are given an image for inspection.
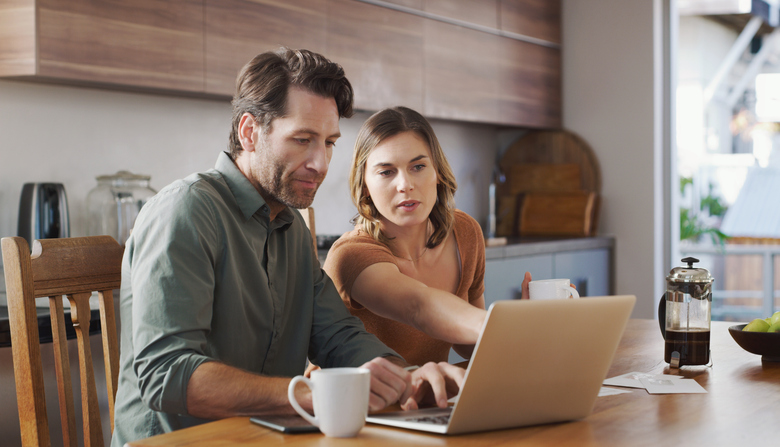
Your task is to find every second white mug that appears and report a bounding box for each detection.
[288,367,370,437]
[528,278,580,300]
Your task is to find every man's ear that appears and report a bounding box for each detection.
[238,112,258,152]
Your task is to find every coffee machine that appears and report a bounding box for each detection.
[658,257,713,368]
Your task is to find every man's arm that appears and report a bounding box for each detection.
[186,362,305,419]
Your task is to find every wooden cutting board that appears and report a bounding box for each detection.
[495,130,602,237]
[498,130,601,195]
[518,191,597,237]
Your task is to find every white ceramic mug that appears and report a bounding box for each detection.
[528,278,580,300]
[288,367,370,437]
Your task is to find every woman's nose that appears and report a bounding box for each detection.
[397,172,414,192]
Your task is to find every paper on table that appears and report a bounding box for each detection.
[640,377,707,394]
[598,386,633,397]
[603,372,684,389]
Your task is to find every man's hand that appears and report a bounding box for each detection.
[360,357,414,412]
[401,362,465,410]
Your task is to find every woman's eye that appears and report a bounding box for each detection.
[378,170,393,177]
[326,140,336,148]
[412,164,426,171]
[295,138,309,144]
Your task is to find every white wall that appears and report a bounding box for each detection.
[0,79,501,255]
[562,0,665,318]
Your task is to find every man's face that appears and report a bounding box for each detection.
[244,87,341,211]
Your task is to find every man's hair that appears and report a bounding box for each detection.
[349,106,457,248]
[228,48,354,158]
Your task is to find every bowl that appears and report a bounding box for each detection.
[728,324,780,361]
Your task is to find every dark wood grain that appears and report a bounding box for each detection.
[127,320,780,446]
[204,0,328,96]
[423,19,500,123]
[499,0,561,44]
[327,0,424,112]
[37,0,205,92]
[497,36,561,127]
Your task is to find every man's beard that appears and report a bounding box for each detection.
[258,157,324,210]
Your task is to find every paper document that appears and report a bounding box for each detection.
[603,371,707,394]
[639,378,707,394]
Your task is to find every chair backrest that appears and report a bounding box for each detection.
[2,236,123,447]
[298,207,317,255]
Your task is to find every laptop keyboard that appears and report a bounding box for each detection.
[404,414,451,425]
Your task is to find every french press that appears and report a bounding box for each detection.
[658,257,713,368]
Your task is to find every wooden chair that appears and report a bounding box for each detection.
[2,236,123,447]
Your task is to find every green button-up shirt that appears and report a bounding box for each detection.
[111,152,397,446]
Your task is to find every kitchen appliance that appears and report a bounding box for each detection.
[17,182,70,249]
[658,257,713,367]
[86,171,156,246]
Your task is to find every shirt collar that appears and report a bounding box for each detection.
[214,152,295,227]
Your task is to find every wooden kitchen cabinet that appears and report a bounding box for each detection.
[0,0,205,92]
[423,19,501,124]
[424,0,499,29]
[327,0,424,112]
[499,0,561,45]
[0,0,562,128]
[204,0,328,96]
[497,36,561,127]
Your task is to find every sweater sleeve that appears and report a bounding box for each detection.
[454,209,486,303]
[323,230,398,310]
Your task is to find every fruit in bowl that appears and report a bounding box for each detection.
[729,311,780,361]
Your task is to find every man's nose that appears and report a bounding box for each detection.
[306,143,330,174]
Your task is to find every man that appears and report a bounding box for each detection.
[111,48,463,446]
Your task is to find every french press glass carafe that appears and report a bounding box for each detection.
[658,257,713,368]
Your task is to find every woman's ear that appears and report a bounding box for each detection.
[238,113,258,152]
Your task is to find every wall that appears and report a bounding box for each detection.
[0,78,504,259]
[562,0,666,318]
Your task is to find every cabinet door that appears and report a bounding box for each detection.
[37,0,204,91]
[327,0,424,112]
[553,249,611,297]
[423,19,500,123]
[204,0,328,96]
[499,0,561,45]
[497,36,560,127]
[424,0,499,29]
[484,254,552,309]
[0,0,35,76]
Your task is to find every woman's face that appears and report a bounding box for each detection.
[363,131,438,231]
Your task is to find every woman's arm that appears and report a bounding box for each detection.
[452,294,486,358]
[350,262,487,345]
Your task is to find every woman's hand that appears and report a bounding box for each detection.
[401,362,465,410]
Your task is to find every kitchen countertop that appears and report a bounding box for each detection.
[484,235,615,260]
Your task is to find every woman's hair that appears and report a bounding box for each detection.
[349,106,457,248]
[228,48,354,158]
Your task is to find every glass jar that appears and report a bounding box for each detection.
[86,171,156,246]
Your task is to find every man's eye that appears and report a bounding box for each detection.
[295,138,309,144]
[326,140,336,148]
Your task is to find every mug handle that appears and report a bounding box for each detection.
[288,376,319,427]
[565,287,580,299]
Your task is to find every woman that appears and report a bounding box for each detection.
[324,106,531,366]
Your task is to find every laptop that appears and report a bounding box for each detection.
[366,295,636,435]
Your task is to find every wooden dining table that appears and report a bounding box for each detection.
[127,319,780,446]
